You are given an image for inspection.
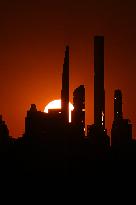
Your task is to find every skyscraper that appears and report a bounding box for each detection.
[87,36,110,148]
[61,46,69,124]
[111,90,132,146]
[114,89,123,121]
[72,85,85,136]
[94,36,105,129]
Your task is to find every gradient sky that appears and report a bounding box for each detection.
[0,0,136,138]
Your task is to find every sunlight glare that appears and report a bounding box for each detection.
[44,99,74,122]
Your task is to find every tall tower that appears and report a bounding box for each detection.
[61,46,69,124]
[94,36,105,129]
[114,89,123,121]
[72,85,85,136]
[88,36,110,148]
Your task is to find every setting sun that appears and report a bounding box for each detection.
[44,99,74,122]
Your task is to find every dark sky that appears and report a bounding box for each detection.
[0,0,136,138]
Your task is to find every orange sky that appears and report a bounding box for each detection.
[0,0,136,138]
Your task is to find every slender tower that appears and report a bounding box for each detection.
[61,46,69,124]
[114,89,123,121]
[94,36,105,129]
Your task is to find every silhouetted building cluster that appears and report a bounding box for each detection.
[0,36,135,176]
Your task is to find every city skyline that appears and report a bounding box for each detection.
[0,0,136,138]
[0,36,132,146]
[0,38,134,139]
[0,35,134,176]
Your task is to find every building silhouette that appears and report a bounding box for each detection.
[94,36,105,129]
[111,89,132,146]
[0,115,9,144]
[72,85,85,137]
[88,36,110,148]
[61,46,69,124]
[25,104,64,143]
[114,89,123,121]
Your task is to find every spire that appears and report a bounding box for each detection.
[61,46,69,123]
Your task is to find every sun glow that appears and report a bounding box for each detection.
[44,99,74,122]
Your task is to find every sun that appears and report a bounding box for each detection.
[44,99,74,122]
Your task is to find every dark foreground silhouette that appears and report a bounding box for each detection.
[0,136,136,178]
